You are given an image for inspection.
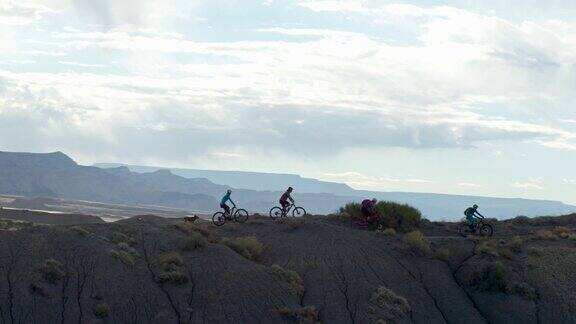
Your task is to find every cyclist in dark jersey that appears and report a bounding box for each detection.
[280,187,294,213]
[360,198,378,226]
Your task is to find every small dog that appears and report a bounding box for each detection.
[184,215,199,223]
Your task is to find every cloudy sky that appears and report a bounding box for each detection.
[1,0,575,204]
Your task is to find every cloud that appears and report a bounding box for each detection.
[511,178,544,190]
[1,1,576,165]
[0,0,55,25]
[58,61,106,68]
[320,171,432,188]
[458,182,481,188]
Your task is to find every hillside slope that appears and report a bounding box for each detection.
[1,214,576,323]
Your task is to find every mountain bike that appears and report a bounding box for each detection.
[212,206,249,226]
[458,215,494,237]
[269,202,307,218]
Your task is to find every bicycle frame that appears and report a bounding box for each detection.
[224,205,237,216]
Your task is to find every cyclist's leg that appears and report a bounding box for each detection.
[221,203,230,215]
[280,200,289,214]
[467,216,476,229]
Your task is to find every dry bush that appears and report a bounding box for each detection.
[271,264,305,296]
[498,248,515,260]
[529,216,560,226]
[110,232,137,246]
[38,259,66,284]
[528,247,544,257]
[93,303,110,318]
[222,236,263,261]
[553,226,571,238]
[110,242,139,266]
[533,230,557,241]
[28,282,48,298]
[507,281,537,300]
[176,221,217,242]
[511,216,531,224]
[381,228,397,236]
[69,226,89,236]
[368,287,411,322]
[279,306,319,324]
[0,219,32,230]
[182,232,207,251]
[505,236,523,254]
[157,252,188,285]
[434,248,450,261]
[402,231,431,255]
[276,217,305,230]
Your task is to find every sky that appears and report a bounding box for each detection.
[0,0,575,204]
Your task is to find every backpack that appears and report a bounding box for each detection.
[464,207,474,217]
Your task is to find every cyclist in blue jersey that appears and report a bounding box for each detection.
[220,189,236,217]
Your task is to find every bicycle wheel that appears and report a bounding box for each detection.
[479,223,494,237]
[234,209,249,223]
[269,206,283,219]
[458,223,471,237]
[292,207,307,217]
[212,212,226,226]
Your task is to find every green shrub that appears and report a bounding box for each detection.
[69,226,89,236]
[182,232,207,251]
[338,201,422,233]
[93,303,110,318]
[222,236,263,261]
[368,287,411,322]
[469,262,507,292]
[38,259,66,284]
[402,231,431,255]
[271,264,305,296]
[278,306,319,324]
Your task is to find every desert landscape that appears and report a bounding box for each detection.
[1,207,575,323]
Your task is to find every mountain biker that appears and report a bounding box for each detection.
[464,204,483,229]
[221,189,236,217]
[280,187,294,213]
[360,198,378,226]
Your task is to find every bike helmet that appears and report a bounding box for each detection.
[227,189,232,194]
[371,198,377,203]
[473,204,478,209]
[288,186,293,191]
